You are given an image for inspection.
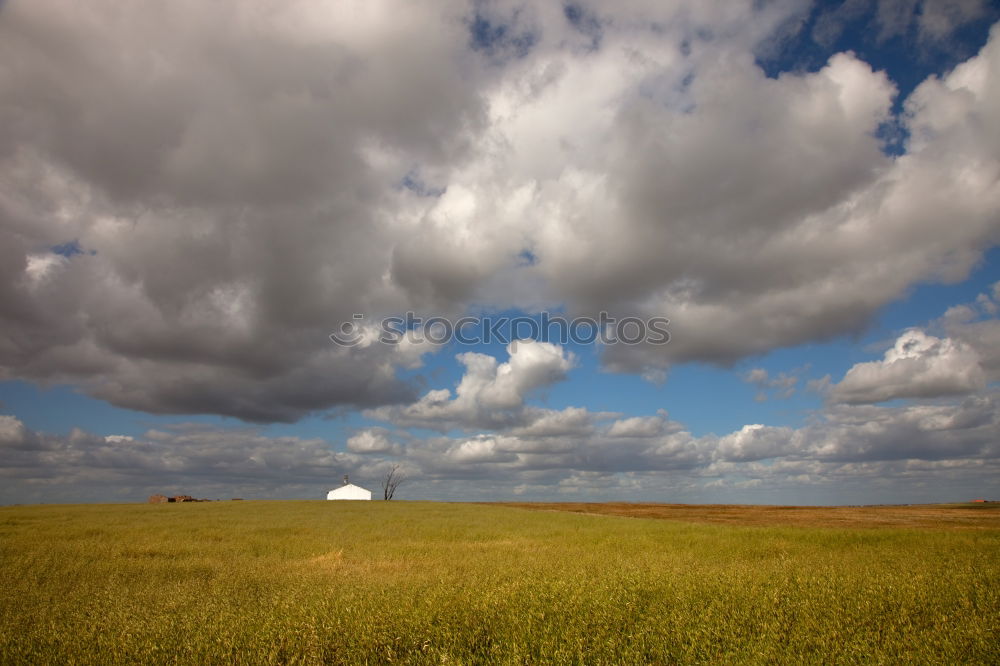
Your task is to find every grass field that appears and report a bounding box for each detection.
[491,501,1000,529]
[1,501,998,664]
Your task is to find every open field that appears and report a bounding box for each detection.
[490,501,1000,529]
[1,501,998,664]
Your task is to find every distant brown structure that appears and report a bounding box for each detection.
[147,494,213,503]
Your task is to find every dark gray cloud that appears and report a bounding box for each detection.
[0,0,484,421]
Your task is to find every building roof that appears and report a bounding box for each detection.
[326,483,372,500]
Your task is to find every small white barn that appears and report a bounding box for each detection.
[326,475,372,501]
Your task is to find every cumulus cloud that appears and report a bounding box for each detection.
[391,386,1000,499]
[509,406,599,438]
[805,394,1000,462]
[828,284,1000,405]
[0,1,998,426]
[368,386,999,503]
[938,281,1000,380]
[346,428,397,454]
[0,0,481,421]
[0,414,32,448]
[714,424,799,462]
[599,26,1000,375]
[832,329,986,403]
[916,0,988,43]
[366,340,576,431]
[744,368,800,401]
[606,414,669,438]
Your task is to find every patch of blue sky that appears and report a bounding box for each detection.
[876,246,1000,334]
[516,248,538,266]
[0,378,398,451]
[261,409,364,444]
[0,381,228,437]
[755,3,996,159]
[383,313,780,439]
[50,240,85,257]
[468,4,537,62]
[757,2,997,110]
[399,169,446,198]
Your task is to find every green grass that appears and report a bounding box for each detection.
[1,501,998,664]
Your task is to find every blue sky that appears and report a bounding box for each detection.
[1,0,999,504]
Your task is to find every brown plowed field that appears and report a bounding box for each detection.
[486,501,1000,529]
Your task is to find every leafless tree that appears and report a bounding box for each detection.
[382,464,406,500]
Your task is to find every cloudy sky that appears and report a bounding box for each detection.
[1,0,999,505]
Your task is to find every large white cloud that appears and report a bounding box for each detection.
[366,340,577,431]
[832,329,986,403]
[346,428,397,454]
[828,283,1000,404]
[939,282,1000,380]
[596,26,1000,373]
[0,0,999,423]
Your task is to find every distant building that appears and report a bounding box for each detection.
[147,494,202,503]
[327,474,372,500]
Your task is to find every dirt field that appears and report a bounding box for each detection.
[488,502,1000,529]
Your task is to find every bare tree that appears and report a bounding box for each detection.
[382,464,406,500]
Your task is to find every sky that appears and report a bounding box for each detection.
[1,0,999,505]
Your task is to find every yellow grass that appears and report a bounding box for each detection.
[1,501,998,664]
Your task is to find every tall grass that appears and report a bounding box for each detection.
[1,501,997,664]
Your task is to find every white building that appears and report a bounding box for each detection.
[326,475,372,500]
